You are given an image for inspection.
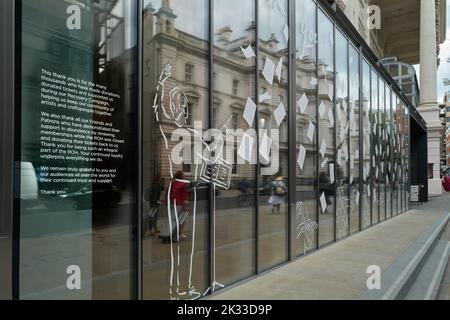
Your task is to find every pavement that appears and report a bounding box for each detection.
[437,214,450,300]
[210,193,450,300]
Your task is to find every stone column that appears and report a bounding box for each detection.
[418,0,443,197]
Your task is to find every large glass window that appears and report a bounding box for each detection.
[257,0,289,271]
[404,105,410,210]
[401,102,407,212]
[385,87,392,219]
[19,0,137,299]
[378,79,386,222]
[371,70,379,224]
[295,0,318,255]
[213,0,256,290]
[318,10,335,247]
[142,0,210,300]
[395,95,402,215]
[335,30,349,240]
[392,95,398,217]
[361,61,371,229]
[349,45,360,235]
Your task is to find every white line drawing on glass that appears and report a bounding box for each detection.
[198,116,234,297]
[296,202,318,255]
[336,185,349,240]
[153,63,202,300]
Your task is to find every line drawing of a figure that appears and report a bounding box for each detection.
[153,63,234,300]
[153,63,199,300]
[296,201,318,255]
[193,117,234,297]
[336,186,349,240]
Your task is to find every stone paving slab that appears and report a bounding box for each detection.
[210,194,450,300]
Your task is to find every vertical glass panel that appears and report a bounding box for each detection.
[371,70,379,224]
[213,0,256,289]
[395,96,402,215]
[19,0,137,299]
[257,0,288,271]
[401,102,407,212]
[349,45,360,235]
[378,79,386,222]
[142,0,209,300]
[391,94,399,216]
[335,30,349,240]
[295,0,318,256]
[385,87,392,219]
[318,10,335,247]
[392,95,399,216]
[361,61,371,229]
[404,105,410,210]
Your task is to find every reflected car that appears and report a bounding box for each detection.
[16,161,39,208]
[57,184,122,210]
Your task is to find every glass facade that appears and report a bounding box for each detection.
[10,0,413,300]
[18,0,138,299]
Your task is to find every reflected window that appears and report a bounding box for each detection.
[185,63,194,83]
[233,79,239,96]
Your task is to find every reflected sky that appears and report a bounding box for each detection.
[259,0,288,47]
[144,0,208,39]
[214,0,254,40]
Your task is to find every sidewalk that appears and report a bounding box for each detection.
[210,194,450,300]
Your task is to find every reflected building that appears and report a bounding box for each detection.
[1,0,436,301]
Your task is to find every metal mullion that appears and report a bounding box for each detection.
[369,67,373,227]
[314,2,319,252]
[346,39,350,238]
[377,76,380,224]
[136,0,143,301]
[389,87,393,218]
[333,20,337,242]
[208,0,214,295]
[407,102,411,210]
[358,47,363,232]
[288,0,297,261]
[13,0,21,301]
[255,0,260,275]
[383,83,387,220]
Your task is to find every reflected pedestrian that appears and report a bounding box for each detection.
[268,176,286,214]
[145,175,164,237]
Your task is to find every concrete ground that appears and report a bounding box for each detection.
[437,214,450,300]
[210,193,450,300]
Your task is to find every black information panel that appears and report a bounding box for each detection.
[18,0,137,299]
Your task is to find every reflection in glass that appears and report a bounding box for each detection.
[349,45,360,235]
[392,96,398,216]
[371,70,379,224]
[404,105,410,210]
[142,0,209,300]
[296,0,318,255]
[258,0,288,271]
[361,61,371,229]
[385,87,392,219]
[20,0,137,299]
[378,79,386,222]
[213,0,256,289]
[318,10,335,246]
[335,30,349,240]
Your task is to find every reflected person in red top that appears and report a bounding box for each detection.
[442,173,450,192]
